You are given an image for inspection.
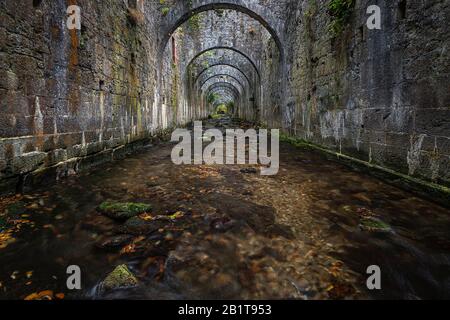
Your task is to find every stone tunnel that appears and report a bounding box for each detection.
[1,0,448,194]
[0,0,449,300]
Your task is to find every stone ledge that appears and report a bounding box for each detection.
[0,135,162,196]
[281,134,450,209]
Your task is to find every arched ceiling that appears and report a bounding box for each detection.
[185,46,260,80]
[189,49,259,83]
[205,82,241,99]
[201,75,245,93]
[198,68,248,90]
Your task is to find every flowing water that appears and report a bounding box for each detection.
[0,118,449,300]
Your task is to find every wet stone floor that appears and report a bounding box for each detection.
[0,118,449,300]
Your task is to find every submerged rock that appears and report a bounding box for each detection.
[359,217,391,233]
[81,213,116,233]
[98,264,138,294]
[95,235,134,250]
[117,216,166,235]
[98,201,152,221]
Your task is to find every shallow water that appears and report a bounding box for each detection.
[0,118,449,300]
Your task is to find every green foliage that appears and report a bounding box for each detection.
[327,0,355,36]
[216,104,228,114]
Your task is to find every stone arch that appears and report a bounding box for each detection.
[201,75,245,92]
[206,82,241,98]
[195,64,252,86]
[209,89,238,105]
[190,49,260,83]
[201,75,245,94]
[158,0,284,60]
[187,46,260,79]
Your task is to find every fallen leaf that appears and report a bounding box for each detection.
[24,293,39,300]
[120,244,136,255]
[139,213,153,221]
[55,293,65,300]
[24,290,54,300]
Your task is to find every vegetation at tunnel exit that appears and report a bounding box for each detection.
[216,104,228,114]
[327,0,355,36]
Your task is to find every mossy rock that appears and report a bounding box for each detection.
[98,202,152,221]
[99,265,138,294]
[359,217,391,233]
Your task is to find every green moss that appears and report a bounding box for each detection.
[100,265,138,293]
[98,201,152,220]
[327,0,355,36]
[359,217,391,233]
